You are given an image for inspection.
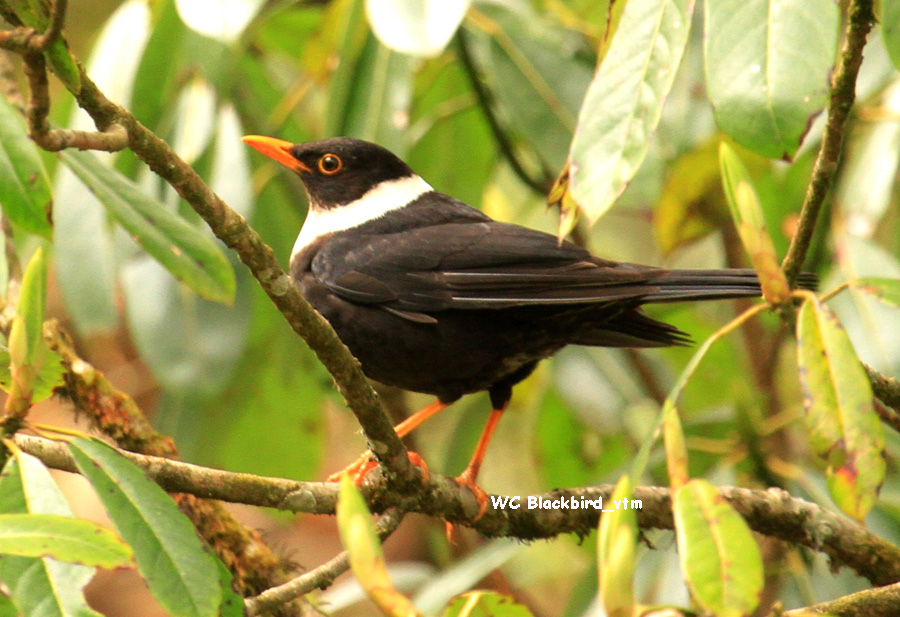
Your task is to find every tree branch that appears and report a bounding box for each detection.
[780,0,875,286]
[16,433,900,587]
[781,581,900,617]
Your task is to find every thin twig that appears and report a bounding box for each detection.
[781,581,900,617]
[781,0,875,286]
[244,508,405,615]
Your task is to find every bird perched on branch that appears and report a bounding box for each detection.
[243,135,809,516]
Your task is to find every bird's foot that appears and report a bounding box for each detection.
[326,450,429,485]
[454,469,489,521]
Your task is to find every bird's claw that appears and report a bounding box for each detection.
[454,471,489,521]
[326,450,429,485]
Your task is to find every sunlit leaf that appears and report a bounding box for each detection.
[366,0,471,57]
[597,475,638,617]
[0,514,131,568]
[663,401,689,490]
[567,0,695,223]
[0,451,103,617]
[69,438,222,617]
[441,591,533,617]
[337,475,420,617]
[0,96,53,239]
[704,0,838,159]
[719,141,788,304]
[175,0,264,43]
[796,297,885,520]
[673,479,763,617]
[16,247,48,368]
[853,277,900,308]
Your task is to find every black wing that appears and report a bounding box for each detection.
[312,219,678,314]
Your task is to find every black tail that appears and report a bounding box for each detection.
[644,268,817,303]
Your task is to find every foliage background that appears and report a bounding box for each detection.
[2,0,900,615]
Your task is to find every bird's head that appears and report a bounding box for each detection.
[242,135,416,210]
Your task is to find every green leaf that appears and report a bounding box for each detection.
[663,401,689,489]
[796,297,885,520]
[336,475,420,617]
[567,0,695,223]
[441,591,534,617]
[69,437,222,617]
[673,479,763,617]
[854,277,900,308]
[653,138,729,255]
[0,348,65,403]
[366,0,471,57]
[704,0,838,159]
[0,514,132,568]
[719,141,789,303]
[597,475,637,617]
[0,96,53,239]
[59,149,236,305]
[466,4,594,173]
[16,247,48,368]
[881,0,900,70]
[0,451,104,617]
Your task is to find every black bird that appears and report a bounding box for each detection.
[243,135,795,512]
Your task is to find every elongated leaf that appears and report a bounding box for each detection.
[704,0,838,159]
[366,0,471,57]
[69,437,221,617]
[0,96,52,238]
[337,475,420,617]
[566,0,695,223]
[663,401,689,490]
[884,0,900,69]
[719,142,788,303]
[0,514,131,567]
[597,475,638,617]
[175,0,264,43]
[466,4,594,173]
[16,247,48,367]
[441,591,533,617]
[796,298,885,520]
[854,277,900,307]
[673,479,763,617]
[59,149,236,304]
[0,451,103,617]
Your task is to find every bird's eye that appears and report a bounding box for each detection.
[318,154,342,175]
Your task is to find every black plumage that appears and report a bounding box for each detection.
[243,135,810,500]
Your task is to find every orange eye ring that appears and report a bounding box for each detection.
[318,154,342,175]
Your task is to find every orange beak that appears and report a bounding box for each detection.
[242,135,310,173]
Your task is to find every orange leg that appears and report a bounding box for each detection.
[455,405,505,520]
[327,400,449,482]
